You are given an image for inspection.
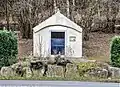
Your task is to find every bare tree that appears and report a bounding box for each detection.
[66,0,70,18]
[0,0,12,30]
[54,0,57,13]
[105,0,119,33]
[1,0,120,39]
[11,0,54,39]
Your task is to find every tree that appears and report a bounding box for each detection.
[105,0,119,33]
[12,0,54,39]
[66,0,70,18]
[0,0,10,30]
[1,0,120,39]
[54,0,57,13]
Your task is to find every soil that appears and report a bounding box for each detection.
[18,39,33,58]
[84,32,119,62]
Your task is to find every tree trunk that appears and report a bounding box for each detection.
[66,0,70,18]
[73,0,75,6]
[71,0,75,21]
[5,0,9,30]
[54,0,57,13]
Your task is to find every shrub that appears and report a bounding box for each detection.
[110,36,120,67]
[77,62,98,76]
[0,30,18,68]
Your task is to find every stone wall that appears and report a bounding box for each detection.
[46,65,64,77]
[1,61,120,79]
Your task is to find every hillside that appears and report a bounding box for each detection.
[84,32,119,62]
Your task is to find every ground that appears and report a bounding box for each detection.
[18,32,119,62]
[18,39,33,58]
[84,32,119,62]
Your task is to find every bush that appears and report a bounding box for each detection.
[77,62,98,76]
[110,36,120,67]
[0,30,18,68]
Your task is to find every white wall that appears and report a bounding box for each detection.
[33,25,82,58]
[66,28,82,58]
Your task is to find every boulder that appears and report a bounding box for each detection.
[46,65,64,77]
[10,62,30,76]
[0,67,14,77]
[86,67,109,78]
[47,56,56,64]
[24,67,32,78]
[29,60,47,77]
[11,62,29,70]
[66,64,79,78]
[31,67,45,77]
[109,67,120,78]
[11,63,20,70]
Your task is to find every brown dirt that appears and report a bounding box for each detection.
[18,39,33,58]
[84,32,119,62]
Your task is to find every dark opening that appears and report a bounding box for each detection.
[51,32,65,38]
[51,32,65,55]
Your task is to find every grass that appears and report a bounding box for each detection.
[88,56,110,63]
[0,75,119,83]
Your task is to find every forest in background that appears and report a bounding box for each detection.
[0,0,120,39]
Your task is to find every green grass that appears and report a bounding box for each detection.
[0,75,119,83]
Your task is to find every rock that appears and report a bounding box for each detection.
[66,64,79,78]
[47,57,56,64]
[31,66,46,77]
[46,65,64,77]
[11,63,20,70]
[29,60,48,77]
[10,62,30,76]
[0,67,14,77]
[24,67,32,78]
[109,67,120,78]
[11,62,29,70]
[97,68,108,78]
[86,67,109,78]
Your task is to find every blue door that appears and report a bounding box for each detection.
[51,32,65,55]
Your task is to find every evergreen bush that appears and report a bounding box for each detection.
[110,36,120,67]
[0,30,18,68]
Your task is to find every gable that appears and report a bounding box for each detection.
[33,11,82,33]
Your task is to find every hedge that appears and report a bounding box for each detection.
[110,36,120,67]
[0,30,18,68]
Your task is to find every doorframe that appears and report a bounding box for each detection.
[49,30,67,56]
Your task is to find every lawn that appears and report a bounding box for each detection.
[0,75,119,83]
